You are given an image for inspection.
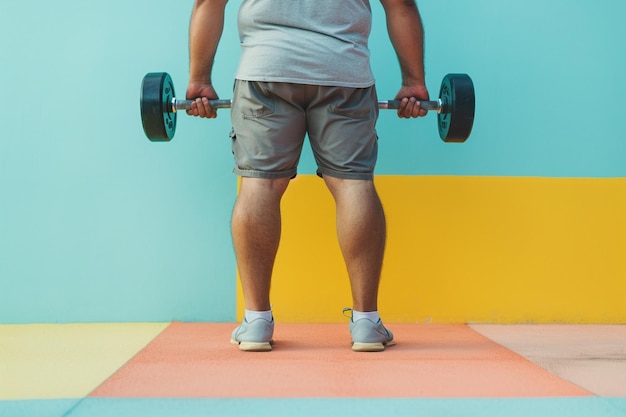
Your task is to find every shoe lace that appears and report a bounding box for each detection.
[342,307,353,319]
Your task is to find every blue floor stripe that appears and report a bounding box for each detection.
[0,399,79,417]
[2,398,626,417]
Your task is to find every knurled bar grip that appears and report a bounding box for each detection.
[171,98,443,113]
[379,99,442,112]
[172,99,232,112]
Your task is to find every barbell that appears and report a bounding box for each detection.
[140,72,475,142]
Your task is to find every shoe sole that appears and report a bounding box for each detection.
[352,340,395,352]
[230,339,273,352]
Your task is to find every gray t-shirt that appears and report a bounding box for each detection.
[235,0,375,88]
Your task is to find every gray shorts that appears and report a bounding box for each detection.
[230,80,379,180]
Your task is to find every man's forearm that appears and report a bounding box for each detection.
[381,0,425,86]
[189,0,228,84]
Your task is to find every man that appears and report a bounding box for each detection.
[186,0,429,352]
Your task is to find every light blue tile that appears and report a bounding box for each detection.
[0,399,80,417]
[60,398,626,417]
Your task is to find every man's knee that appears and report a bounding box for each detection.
[324,176,375,197]
[240,177,291,199]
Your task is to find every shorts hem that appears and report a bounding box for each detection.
[316,168,374,181]
[233,168,297,179]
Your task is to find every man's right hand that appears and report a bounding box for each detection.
[186,82,220,119]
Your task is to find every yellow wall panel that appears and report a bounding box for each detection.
[238,176,626,323]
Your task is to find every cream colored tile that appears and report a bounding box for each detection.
[470,324,626,396]
[0,323,169,399]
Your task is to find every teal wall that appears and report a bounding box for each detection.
[1,1,625,323]
[374,1,626,177]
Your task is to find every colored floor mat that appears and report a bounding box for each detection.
[90,323,590,398]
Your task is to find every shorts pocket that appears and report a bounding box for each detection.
[330,106,373,119]
[329,88,377,120]
[238,81,275,119]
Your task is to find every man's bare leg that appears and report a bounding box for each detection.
[323,176,386,312]
[231,177,291,312]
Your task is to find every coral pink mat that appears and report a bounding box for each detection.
[90,323,590,398]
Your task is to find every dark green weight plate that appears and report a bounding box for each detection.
[140,72,177,141]
[438,74,475,142]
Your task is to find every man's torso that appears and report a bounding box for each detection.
[235,0,375,88]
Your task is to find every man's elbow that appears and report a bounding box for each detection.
[380,0,417,10]
[195,0,228,7]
